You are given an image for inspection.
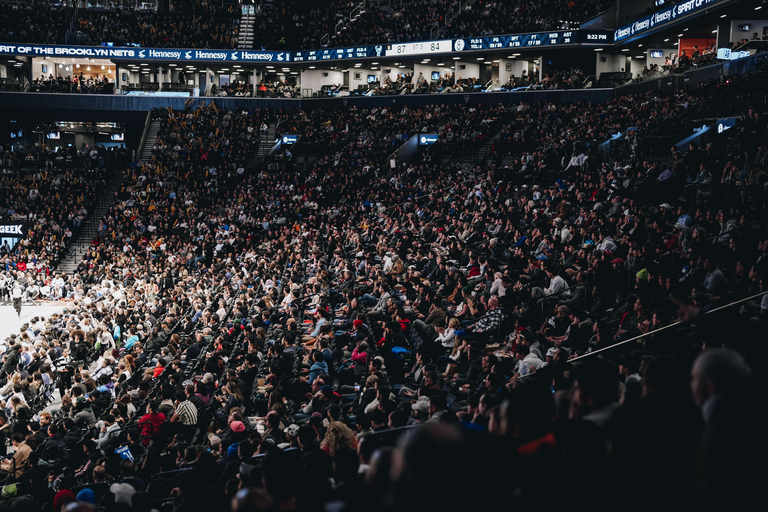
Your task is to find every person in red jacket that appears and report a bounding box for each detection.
[152,359,167,379]
[139,401,166,446]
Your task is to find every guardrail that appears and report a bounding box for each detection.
[136,109,152,163]
[571,290,766,363]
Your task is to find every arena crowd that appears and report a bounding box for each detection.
[0,68,765,512]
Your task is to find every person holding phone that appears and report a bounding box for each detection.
[0,433,31,480]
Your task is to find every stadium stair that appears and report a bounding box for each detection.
[56,169,125,274]
[56,115,160,273]
[140,119,161,163]
[238,5,256,49]
[441,110,512,167]
[256,123,277,162]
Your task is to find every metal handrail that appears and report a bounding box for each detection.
[569,290,767,363]
[136,110,152,165]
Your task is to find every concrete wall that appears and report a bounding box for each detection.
[32,59,52,80]
[498,58,530,84]
[729,19,768,43]
[118,68,141,85]
[453,60,480,82]
[629,57,645,78]
[349,68,380,91]
[596,54,627,77]
[300,70,344,95]
[74,133,94,148]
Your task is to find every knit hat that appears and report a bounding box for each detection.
[53,490,76,512]
[109,483,136,505]
[636,268,648,281]
[283,424,300,437]
[1,484,16,499]
[227,442,240,460]
[352,319,363,329]
[206,432,221,448]
[230,420,246,433]
[76,488,96,504]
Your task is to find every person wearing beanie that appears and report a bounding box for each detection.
[227,442,240,461]
[0,483,16,500]
[53,489,76,512]
[76,488,96,504]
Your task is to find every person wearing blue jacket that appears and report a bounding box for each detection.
[306,351,329,385]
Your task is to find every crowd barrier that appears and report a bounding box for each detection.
[0,88,615,114]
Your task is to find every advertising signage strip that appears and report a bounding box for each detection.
[1,32,613,64]
[614,0,728,42]
[0,44,288,62]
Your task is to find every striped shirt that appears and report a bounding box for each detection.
[175,400,198,426]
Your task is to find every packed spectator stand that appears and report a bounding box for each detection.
[1,143,128,273]
[445,0,613,38]
[0,0,241,50]
[328,0,450,47]
[0,2,72,44]
[73,1,241,49]
[0,1,767,512]
[0,59,764,511]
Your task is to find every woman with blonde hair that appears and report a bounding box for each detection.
[436,317,460,352]
[320,421,358,457]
